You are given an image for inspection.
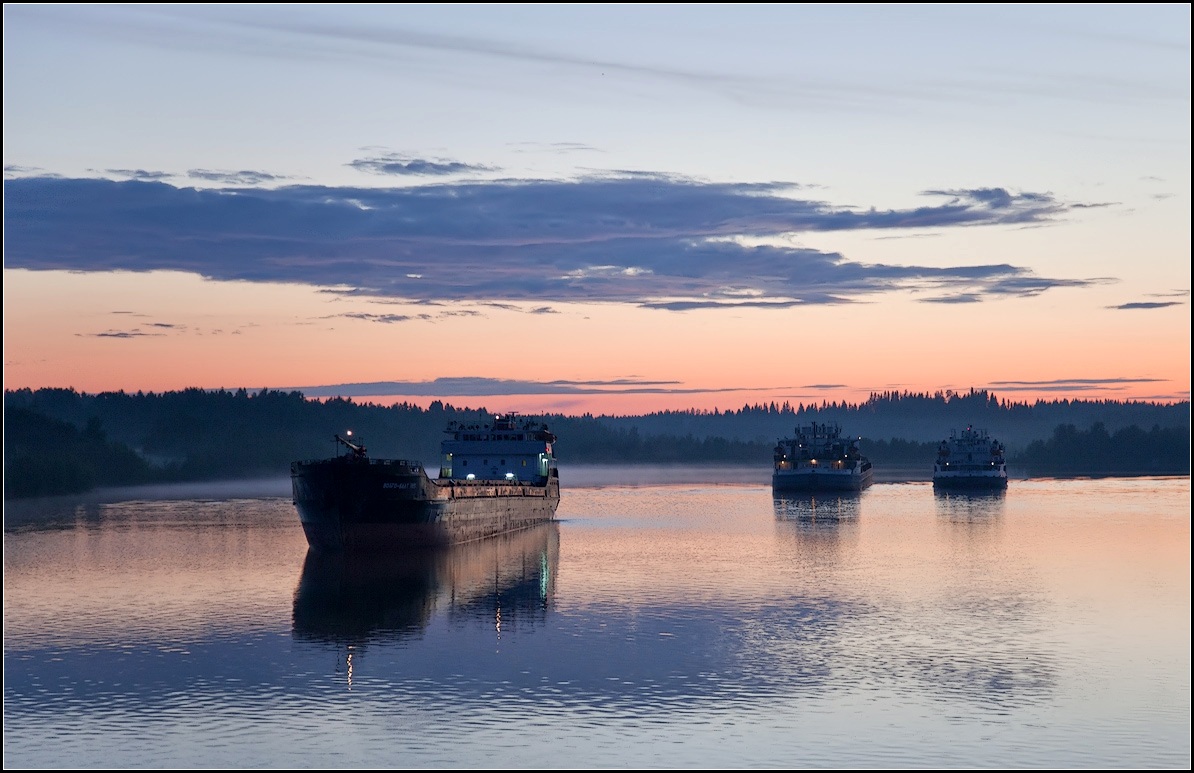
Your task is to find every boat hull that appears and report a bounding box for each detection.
[932,473,1008,490]
[772,467,874,492]
[291,457,560,552]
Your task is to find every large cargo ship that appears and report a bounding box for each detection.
[291,414,560,552]
[772,421,873,492]
[932,426,1008,490]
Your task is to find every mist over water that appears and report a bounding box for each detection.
[4,476,1189,768]
[558,463,770,487]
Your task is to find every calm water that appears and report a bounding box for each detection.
[4,470,1190,768]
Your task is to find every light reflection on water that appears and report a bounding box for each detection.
[3,475,1190,768]
[292,523,559,648]
[772,490,864,522]
[932,487,1008,521]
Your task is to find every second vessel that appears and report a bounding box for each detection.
[772,422,874,492]
[932,426,1008,489]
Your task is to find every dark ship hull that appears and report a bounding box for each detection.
[291,456,560,552]
[932,473,1008,490]
[772,466,874,492]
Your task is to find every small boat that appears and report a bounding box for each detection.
[932,426,1008,490]
[291,414,560,552]
[772,421,874,492]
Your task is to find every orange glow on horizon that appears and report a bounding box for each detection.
[3,269,1189,415]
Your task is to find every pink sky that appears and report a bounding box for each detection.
[5,267,1188,415]
[4,6,1189,415]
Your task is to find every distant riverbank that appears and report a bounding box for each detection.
[561,463,936,486]
[6,465,1188,519]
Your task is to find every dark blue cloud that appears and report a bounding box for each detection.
[476,303,561,314]
[1108,301,1182,310]
[336,313,432,324]
[102,168,176,181]
[79,330,166,339]
[5,175,1103,309]
[289,376,789,398]
[331,310,483,324]
[988,378,1166,392]
[993,378,1166,385]
[921,294,982,304]
[642,298,852,311]
[186,169,291,185]
[349,153,497,177]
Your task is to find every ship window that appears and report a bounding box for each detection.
[522,460,527,466]
[462,459,468,466]
[500,459,505,465]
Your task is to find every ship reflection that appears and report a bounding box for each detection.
[292,521,560,646]
[772,491,862,523]
[933,488,1007,523]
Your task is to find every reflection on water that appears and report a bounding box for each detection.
[292,522,560,646]
[771,493,860,556]
[933,488,1007,523]
[3,478,1189,769]
[770,491,864,565]
[3,498,106,534]
[772,491,862,522]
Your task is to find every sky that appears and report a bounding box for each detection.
[3,4,1190,416]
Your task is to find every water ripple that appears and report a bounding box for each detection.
[4,478,1189,768]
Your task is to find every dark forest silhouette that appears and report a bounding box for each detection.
[3,387,1189,499]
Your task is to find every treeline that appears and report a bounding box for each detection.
[594,388,1189,449]
[3,387,1189,499]
[1016,423,1190,476]
[4,407,166,498]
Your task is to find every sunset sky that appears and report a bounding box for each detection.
[4,4,1189,416]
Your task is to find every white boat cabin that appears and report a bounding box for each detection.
[439,414,557,483]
